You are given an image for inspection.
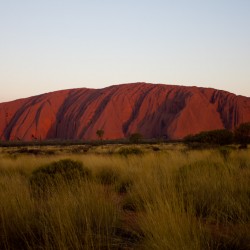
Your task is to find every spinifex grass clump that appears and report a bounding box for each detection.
[175,160,250,223]
[0,174,37,250]
[96,167,120,185]
[138,201,207,250]
[0,174,123,249]
[29,159,91,197]
[118,147,143,156]
[125,161,208,250]
[36,184,123,250]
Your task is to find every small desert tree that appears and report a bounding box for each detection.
[129,133,143,144]
[234,122,250,147]
[96,129,105,141]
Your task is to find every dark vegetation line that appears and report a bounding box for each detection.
[0,138,180,147]
[0,122,249,148]
[184,122,250,147]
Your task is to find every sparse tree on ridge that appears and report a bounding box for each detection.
[96,129,105,142]
[235,122,250,147]
[129,133,143,144]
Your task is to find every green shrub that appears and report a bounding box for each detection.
[129,133,143,144]
[235,122,250,146]
[29,159,91,197]
[184,129,234,145]
[118,147,143,156]
[96,167,119,185]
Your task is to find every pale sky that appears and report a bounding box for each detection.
[0,0,250,102]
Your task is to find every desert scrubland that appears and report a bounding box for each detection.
[0,143,249,249]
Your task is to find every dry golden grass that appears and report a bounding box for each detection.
[0,144,249,249]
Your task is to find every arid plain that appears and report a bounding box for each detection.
[0,142,249,249]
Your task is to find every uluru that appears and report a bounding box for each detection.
[0,82,250,141]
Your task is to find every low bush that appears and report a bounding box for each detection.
[29,159,91,197]
[129,133,143,144]
[118,147,143,156]
[234,122,250,146]
[96,167,119,185]
[184,129,234,145]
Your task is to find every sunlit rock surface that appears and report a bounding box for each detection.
[0,83,250,141]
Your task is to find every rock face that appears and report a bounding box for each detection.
[0,83,250,141]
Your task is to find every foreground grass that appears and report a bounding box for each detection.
[0,144,249,249]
